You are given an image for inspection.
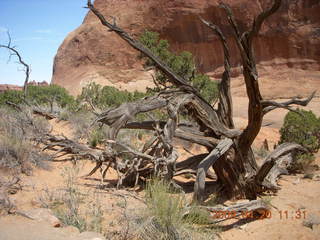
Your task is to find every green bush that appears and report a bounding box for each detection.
[0,90,24,105]
[279,109,320,169]
[0,84,75,108]
[136,179,218,240]
[280,109,320,152]
[27,84,75,108]
[78,82,148,109]
[139,30,219,103]
[88,129,105,148]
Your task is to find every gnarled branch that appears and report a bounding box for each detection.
[262,91,316,115]
[0,31,30,97]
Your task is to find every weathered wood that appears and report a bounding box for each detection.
[262,91,316,115]
[201,199,270,223]
[0,32,30,97]
[124,121,219,148]
[6,101,58,120]
[0,177,21,214]
[200,17,234,129]
[256,143,307,190]
[194,138,233,202]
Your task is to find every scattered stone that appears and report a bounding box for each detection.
[293,178,301,185]
[312,174,320,181]
[303,214,320,230]
[239,223,248,230]
[0,189,16,215]
[19,208,61,227]
[303,173,314,179]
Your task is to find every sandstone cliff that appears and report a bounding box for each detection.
[52,0,320,97]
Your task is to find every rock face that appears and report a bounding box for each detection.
[52,0,320,97]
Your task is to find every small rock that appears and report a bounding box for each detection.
[312,174,320,181]
[19,208,61,227]
[293,178,301,185]
[77,231,105,240]
[303,214,320,229]
[239,223,248,230]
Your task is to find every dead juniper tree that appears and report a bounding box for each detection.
[0,31,30,97]
[50,0,314,203]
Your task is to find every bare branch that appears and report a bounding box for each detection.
[194,138,233,202]
[255,143,307,190]
[248,0,282,42]
[262,91,316,115]
[200,17,234,129]
[0,31,30,97]
[86,0,197,95]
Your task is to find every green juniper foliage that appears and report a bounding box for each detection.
[78,82,148,109]
[279,109,320,169]
[139,30,219,103]
[0,84,75,108]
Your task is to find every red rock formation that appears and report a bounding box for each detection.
[52,0,320,97]
[0,84,23,93]
[0,81,49,93]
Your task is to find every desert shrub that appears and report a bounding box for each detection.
[139,30,219,103]
[58,109,71,121]
[0,107,51,173]
[136,179,217,240]
[78,82,148,109]
[192,74,219,104]
[54,166,87,231]
[39,166,104,233]
[27,84,75,108]
[68,111,96,139]
[0,85,75,109]
[279,109,320,169]
[0,90,24,105]
[145,179,186,228]
[88,128,106,148]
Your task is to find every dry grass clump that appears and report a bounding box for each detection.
[0,107,51,174]
[38,165,104,233]
[135,179,218,240]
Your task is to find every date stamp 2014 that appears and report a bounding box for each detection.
[210,210,307,220]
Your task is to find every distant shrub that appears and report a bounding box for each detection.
[27,84,75,108]
[279,109,320,170]
[0,90,24,105]
[78,82,148,109]
[0,85,75,109]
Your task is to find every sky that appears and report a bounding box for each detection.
[0,0,89,85]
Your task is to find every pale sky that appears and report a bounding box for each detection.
[0,0,89,85]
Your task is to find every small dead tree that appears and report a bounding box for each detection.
[57,0,315,203]
[0,31,30,97]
